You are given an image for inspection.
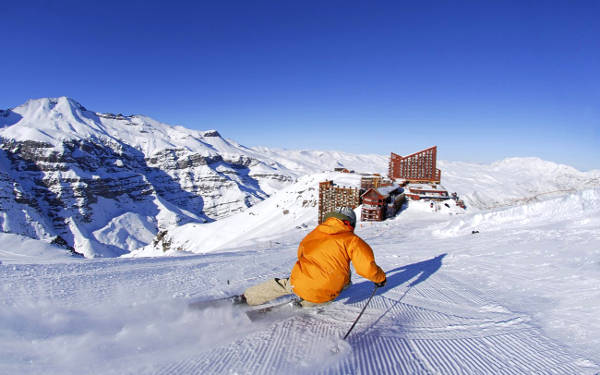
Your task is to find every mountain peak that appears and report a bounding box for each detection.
[23,96,86,114]
[0,97,257,159]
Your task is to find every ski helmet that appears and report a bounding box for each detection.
[324,206,356,228]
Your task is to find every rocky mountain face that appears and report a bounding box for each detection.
[0,97,294,257]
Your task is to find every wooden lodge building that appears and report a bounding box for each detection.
[361,185,405,222]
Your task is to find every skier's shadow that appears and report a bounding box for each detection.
[338,253,447,305]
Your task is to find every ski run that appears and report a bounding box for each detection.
[1,167,600,374]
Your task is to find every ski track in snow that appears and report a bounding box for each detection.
[155,270,596,375]
[3,240,597,374]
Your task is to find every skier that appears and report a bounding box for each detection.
[237,207,387,308]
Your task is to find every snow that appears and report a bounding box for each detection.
[92,212,157,252]
[1,101,600,372]
[251,147,389,176]
[0,97,392,258]
[1,156,599,373]
[0,233,74,263]
[439,158,600,210]
[128,172,363,257]
[0,98,301,174]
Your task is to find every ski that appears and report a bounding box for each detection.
[188,294,304,322]
[245,297,302,321]
[187,294,246,310]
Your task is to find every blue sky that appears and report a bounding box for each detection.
[2,1,598,170]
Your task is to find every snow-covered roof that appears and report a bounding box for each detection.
[408,183,448,191]
[362,184,402,198]
[376,184,401,196]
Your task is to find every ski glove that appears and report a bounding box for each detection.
[374,278,386,288]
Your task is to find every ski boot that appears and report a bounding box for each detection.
[230,294,247,305]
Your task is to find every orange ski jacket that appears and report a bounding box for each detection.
[290,217,386,303]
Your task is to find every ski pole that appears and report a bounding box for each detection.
[343,284,379,340]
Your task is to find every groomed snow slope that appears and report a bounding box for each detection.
[1,186,599,374]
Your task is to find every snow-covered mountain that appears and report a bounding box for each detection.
[250,147,389,176]
[1,97,598,259]
[0,97,295,257]
[0,97,387,257]
[440,158,600,210]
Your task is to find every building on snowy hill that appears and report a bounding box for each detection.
[388,146,441,184]
[334,167,354,173]
[361,185,405,222]
[318,180,360,224]
[405,183,450,201]
[360,175,393,190]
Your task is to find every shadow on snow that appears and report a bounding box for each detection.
[339,253,447,305]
